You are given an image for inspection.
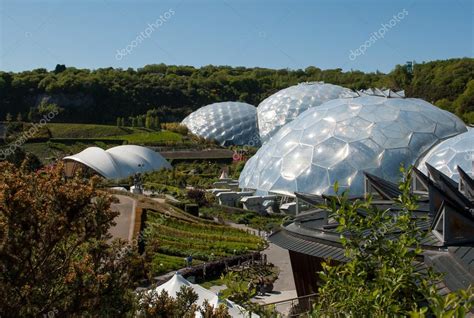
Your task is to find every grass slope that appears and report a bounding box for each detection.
[116,192,264,276]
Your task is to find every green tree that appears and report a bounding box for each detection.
[311,168,474,317]
[137,286,230,318]
[116,117,121,127]
[5,113,12,122]
[0,162,144,317]
[154,116,160,130]
[16,113,23,122]
[130,117,137,127]
[145,114,152,129]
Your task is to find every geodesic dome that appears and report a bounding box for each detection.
[257,82,354,143]
[417,128,474,181]
[239,95,467,196]
[181,102,260,147]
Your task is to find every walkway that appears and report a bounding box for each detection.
[226,221,297,315]
[109,194,137,242]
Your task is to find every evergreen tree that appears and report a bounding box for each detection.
[145,114,152,129]
[5,113,12,122]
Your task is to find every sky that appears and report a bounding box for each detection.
[0,0,472,73]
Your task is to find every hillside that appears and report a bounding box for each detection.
[1,58,473,124]
[0,121,198,163]
[111,192,264,276]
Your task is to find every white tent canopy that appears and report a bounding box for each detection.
[63,145,171,179]
[150,273,258,318]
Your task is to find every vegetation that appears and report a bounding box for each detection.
[137,286,230,318]
[200,206,287,232]
[0,162,145,317]
[1,59,473,124]
[144,210,264,275]
[142,161,242,193]
[311,168,474,317]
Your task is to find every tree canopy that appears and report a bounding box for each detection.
[1,58,472,124]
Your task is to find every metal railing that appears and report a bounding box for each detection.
[261,293,318,317]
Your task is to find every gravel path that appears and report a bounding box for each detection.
[110,194,136,241]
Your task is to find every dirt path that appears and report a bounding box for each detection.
[110,194,136,241]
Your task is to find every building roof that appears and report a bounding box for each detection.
[181,101,260,147]
[269,164,474,293]
[240,95,467,197]
[63,145,171,179]
[417,127,474,182]
[257,82,354,143]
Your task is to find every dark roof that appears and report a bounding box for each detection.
[364,172,401,200]
[425,250,474,292]
[269,229,347,262]
[272,164,474,293]
[458,165,474,201]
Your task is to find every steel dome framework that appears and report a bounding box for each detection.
[240,94,467,196]
[417,128,474,182]
[181,102,260,147]
[257,82,354,143]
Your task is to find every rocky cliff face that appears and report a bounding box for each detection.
[32,93,95,109]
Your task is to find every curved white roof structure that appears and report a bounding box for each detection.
[240,95,467,196]
[181,102,260,147]
[257,82,354,143]
[63,145,171,179]
[417,128,474,181]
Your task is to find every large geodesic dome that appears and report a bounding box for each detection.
[182,102,260,146]
[239,95,467,196]
[257,82,354,143]
[417,128,474,181]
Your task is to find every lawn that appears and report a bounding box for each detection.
[46,123,136,138]
[110,130,183,144]
[46,123,183,144]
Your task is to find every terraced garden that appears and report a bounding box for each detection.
[144,208,264,275]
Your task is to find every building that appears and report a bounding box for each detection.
[63,145,171,180]
[181,101,260,147]
[268,164,474,299]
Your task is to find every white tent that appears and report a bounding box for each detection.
[150,273,258,318]
[63,145,171,179]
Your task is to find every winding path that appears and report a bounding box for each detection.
[109,194,137,241]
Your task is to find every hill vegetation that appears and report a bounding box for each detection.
[1,58,473,124]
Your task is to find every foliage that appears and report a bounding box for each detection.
[0,161,145,317]
[221,271,256,304]
[220,271,280,318]
[187,188,208,207]
[137,285,231,318]
[161,122,189,135]
[144,211,264,275]
[311,167,473,317]
[201,206,286,231]
[2,59,472,124]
